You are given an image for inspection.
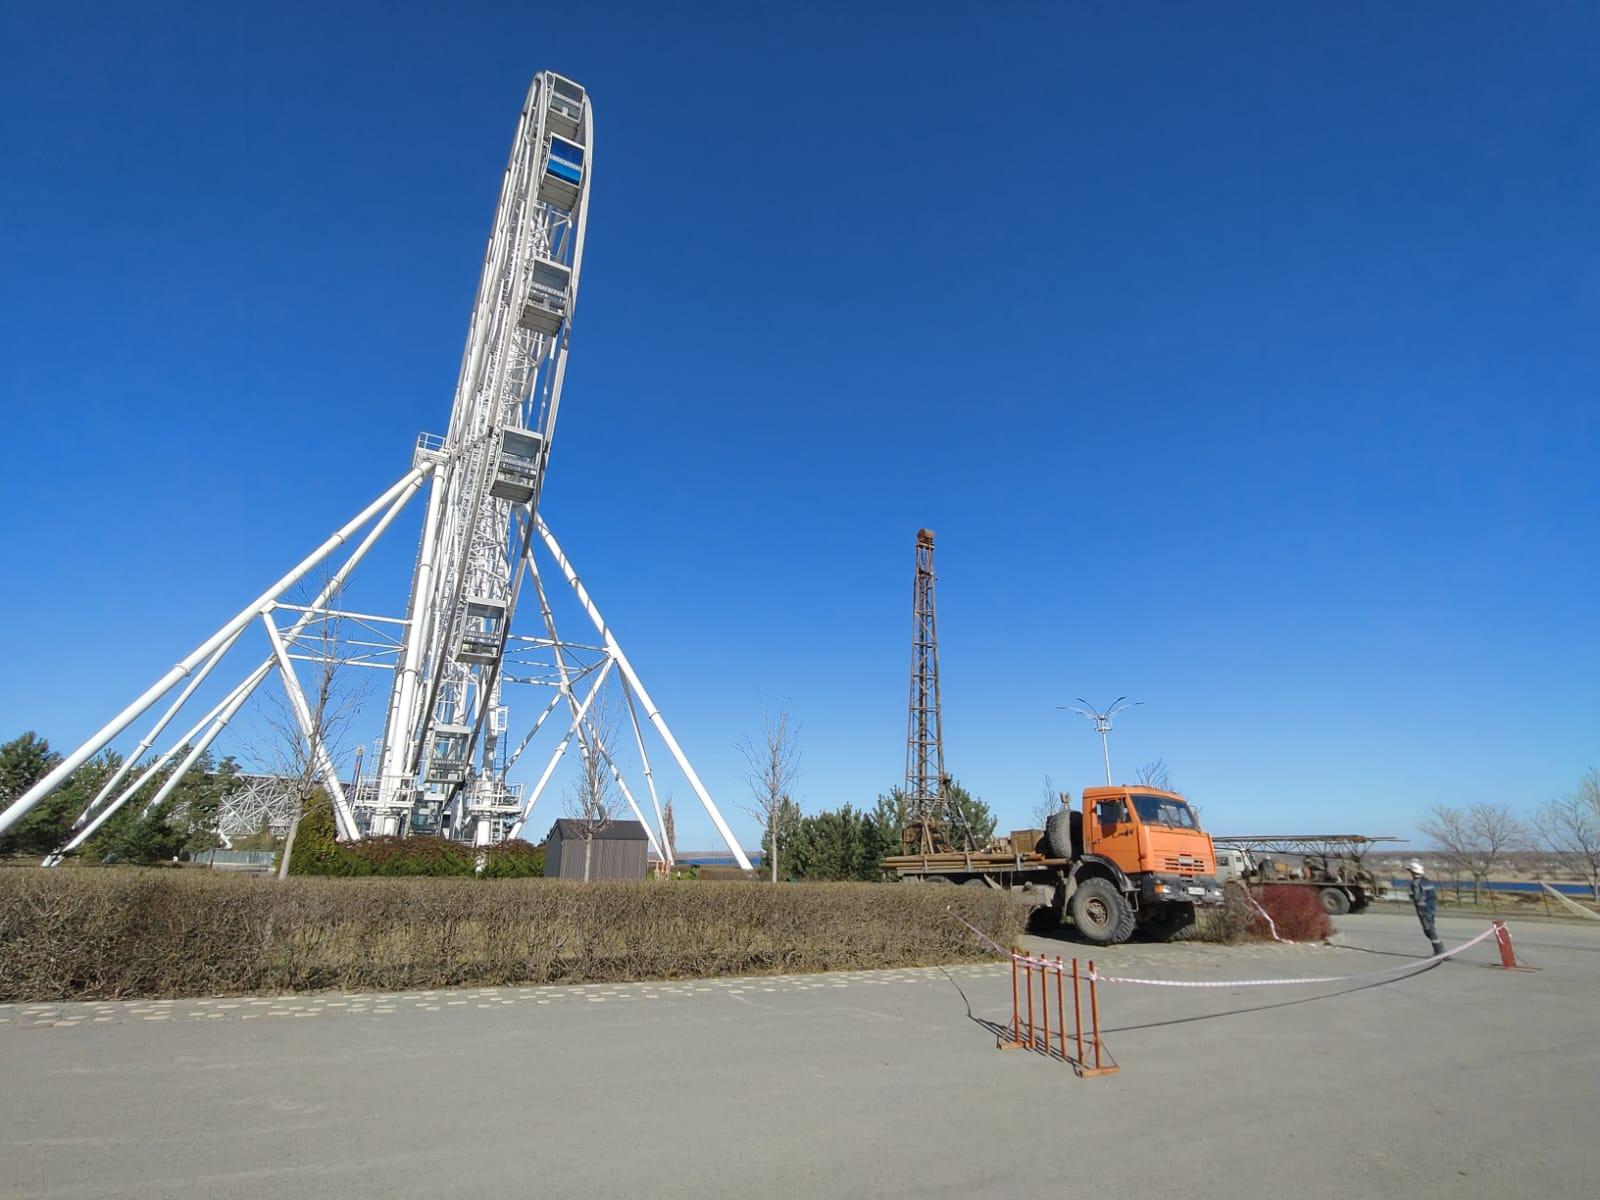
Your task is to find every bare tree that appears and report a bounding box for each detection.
[1539,769,1600,900]
[738,703,801,883]
[661,794,676,870]
[1135,758,1172,792]
[248,570,368,879]
[1032,774,1069,829]
[562,698,621,882]
[1419,801,1528,905]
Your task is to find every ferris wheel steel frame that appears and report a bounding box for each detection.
[0,72,750,870]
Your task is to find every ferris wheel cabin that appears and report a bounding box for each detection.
[425,724,473,786]
[518,258,572,335]
[490,427,545,503]
[544,76,585,141]
[539,136,585,210]
[457,597,508,664]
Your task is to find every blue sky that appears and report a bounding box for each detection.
[1,2,1595,849]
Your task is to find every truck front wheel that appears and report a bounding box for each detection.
[1145,903,1199,942]
[1320,887,1351,915]
[1070,878,1136,945]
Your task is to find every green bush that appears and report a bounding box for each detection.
[284,789,370,876]
[481,839,544,878]
[0,871,1023,1001]
[355,835,477,876]
[284,795,539,878]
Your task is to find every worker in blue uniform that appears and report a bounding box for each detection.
[1407,860,1446,958]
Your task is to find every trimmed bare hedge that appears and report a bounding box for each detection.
[0,869,1020,1001]
[1252,883,1334,941]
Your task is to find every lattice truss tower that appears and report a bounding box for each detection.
[0,73,750,869]
[903,529,973,855]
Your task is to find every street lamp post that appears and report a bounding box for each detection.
[1061,697,1142,786]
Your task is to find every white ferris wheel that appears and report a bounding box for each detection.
[0,72,751,869]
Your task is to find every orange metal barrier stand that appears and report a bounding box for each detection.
[999,951,1118,1077]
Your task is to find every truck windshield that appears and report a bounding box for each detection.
[1131,794,1198,829]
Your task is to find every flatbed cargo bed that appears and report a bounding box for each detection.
[882,852,1069,873]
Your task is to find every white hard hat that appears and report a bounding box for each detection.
[1407,860,1425,875]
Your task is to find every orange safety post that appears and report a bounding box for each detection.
[1089,960,1101,1070]
[1009,951,1020,1044]
[1492,920,1521,969]
[1039,956,1050,1054]
[1072,957,1084,1066]
[1079,959,1120,1078]
[1056,956,1067,1061]
[1025,956,1036,1049]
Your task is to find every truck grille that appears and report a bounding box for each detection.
[1163,855,1208,874]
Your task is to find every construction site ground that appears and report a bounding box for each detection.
[1,909,1592,1199]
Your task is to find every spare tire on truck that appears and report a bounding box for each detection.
[1070,877,1136,945]
[1044,810,1080,859]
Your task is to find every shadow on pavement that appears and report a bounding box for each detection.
[939,957,1450,1045]
[938,966,1084,1068]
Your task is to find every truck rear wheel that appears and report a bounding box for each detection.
[1070,878,1136,945]
[1320,887,1351,915]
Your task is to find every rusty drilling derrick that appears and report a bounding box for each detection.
[903,529,974,854]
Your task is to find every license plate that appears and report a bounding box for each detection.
[1186,886,1206,895]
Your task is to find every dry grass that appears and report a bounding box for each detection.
[0,869,1022,1001]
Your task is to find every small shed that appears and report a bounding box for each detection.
[544,819,649,881]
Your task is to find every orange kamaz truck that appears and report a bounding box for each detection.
[882,785,1224,944]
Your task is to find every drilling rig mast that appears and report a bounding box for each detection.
[903,529,973,854]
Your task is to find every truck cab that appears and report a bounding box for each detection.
[1064,786,1224,943]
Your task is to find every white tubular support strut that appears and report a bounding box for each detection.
[526,552,597,770]
[69,626,246,831]
[379,465,446,805]
[509,655,615,840]
[505,689,569,771]
[44,468,426,860]
[536,516,752,870]
[0,467,426,839]
[49,667,269,862]
[133,681,258,820]
[619,677,669,865]
[262,613,359,840]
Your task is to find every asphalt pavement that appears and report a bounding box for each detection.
[1,908,1593,1199]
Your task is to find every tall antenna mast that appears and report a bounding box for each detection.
[1063,696,1142,786]
[904,530,971,853]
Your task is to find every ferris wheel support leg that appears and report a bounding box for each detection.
[619,677,670,865]
[132,674,263,821]
[526,553,598,765]
[46,666,271,863]
[262,613,359,841]
[0,466,427,840]
[52,473,424,859]
[67,625,247,833]
[509,656,615,840]
[536,517,752,870]
[379,466,445,808]
[505,688,569,772]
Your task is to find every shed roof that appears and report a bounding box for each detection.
[546,818,649,843]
